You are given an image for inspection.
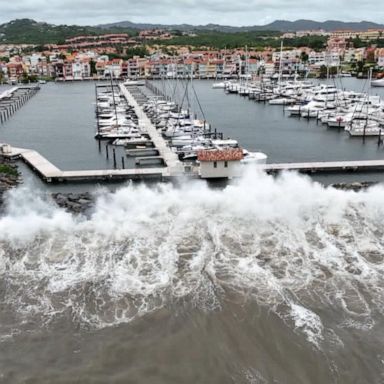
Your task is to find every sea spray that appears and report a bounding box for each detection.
[0,169,384,347]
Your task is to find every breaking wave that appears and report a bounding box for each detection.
[1,169,384,348]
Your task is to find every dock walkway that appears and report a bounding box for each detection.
[1,144,167,182]
[2,143,384,182]
[119,84,184,176]
[264,160,384,173]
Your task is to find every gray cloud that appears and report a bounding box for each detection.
[0,0,381,26]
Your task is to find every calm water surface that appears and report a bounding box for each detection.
[1,78,384,169]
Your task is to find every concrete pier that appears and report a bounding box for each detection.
[264,160,384,174]
[3,142,384,183]
[119,84,184,176]
[0,144,168,182]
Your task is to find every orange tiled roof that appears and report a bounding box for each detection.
[198,148,243,162]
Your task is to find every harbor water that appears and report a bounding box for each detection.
[1,79,384,383]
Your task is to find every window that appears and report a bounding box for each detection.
[224,161,228,168]
[213,161,217,168]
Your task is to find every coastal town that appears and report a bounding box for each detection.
[1,25,384,83]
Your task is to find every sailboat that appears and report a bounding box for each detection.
[346,68,382,136]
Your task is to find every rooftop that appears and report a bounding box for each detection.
[197,148,243,162]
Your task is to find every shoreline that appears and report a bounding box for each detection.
[0,160,382,215]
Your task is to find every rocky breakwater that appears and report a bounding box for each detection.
[51,192,95,215]
[0,159,94,215]
[330,181,376,191]
[0,160,21,208]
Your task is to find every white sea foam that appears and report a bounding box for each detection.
[1,169,384,343]
[289,303,324,347]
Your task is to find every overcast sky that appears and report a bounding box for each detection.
[0,0,381,26]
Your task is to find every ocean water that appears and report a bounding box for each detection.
[1,79,384,382]
[1,169,384,383]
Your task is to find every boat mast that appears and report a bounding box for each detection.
[245,45,249,87]
[110,70,118,122]
[278,40,283,90]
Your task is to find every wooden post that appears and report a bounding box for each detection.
[122,156,125,169]
[106,144,109,159]
[113,148,117,169]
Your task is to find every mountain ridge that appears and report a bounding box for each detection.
[0,18,383,45]
[97,19,384,32]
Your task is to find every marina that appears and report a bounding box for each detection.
[215,75,384,139]
[1,78,384,185]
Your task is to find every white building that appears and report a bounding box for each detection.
[272,49,302,63]
[263,62,275,77]
[104,63,121,78]
[198,148,244,179]
[309,51,340,67]
[72,61,91,80]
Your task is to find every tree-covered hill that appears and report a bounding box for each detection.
[0,19,138,44]
[152,31,327,50]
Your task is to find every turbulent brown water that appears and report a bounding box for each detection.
[1,169,384,383]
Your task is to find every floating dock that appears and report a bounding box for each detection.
[0,86,40,124]
[126,148,159,157]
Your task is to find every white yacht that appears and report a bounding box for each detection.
[124,79,145,86]
[371,79,384,87]
[345,120,382,136]
[212,81,230,89]
[241,149,268,164]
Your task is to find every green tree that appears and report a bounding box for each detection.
[366,50,375,63]
[300,51,309,63]
[357,60,365,73]
[319,65,327,78]
[21,72,29,84]
[352,36,365,48]
[90,59,97,75]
